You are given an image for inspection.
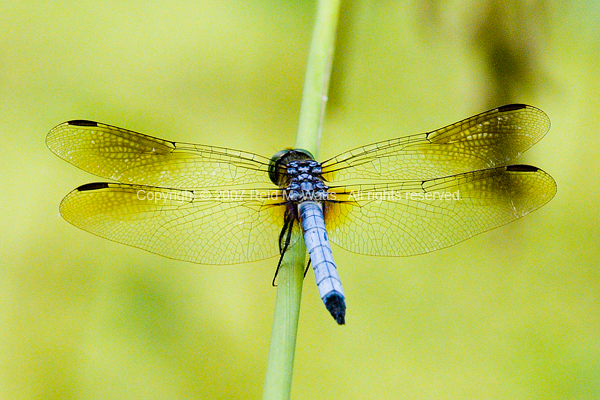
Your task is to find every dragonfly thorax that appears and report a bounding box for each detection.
[268,149,328,202]
[284,160,329,202]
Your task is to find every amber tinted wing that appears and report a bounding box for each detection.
[321,104,550,183]
[47,120,273,188]
[325,165,556,256]
[59,183,292,264]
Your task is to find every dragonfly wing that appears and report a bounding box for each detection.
[324,165,556,256]
[47,121,272,188]
[59,183,292,264]
[321,104,550,182]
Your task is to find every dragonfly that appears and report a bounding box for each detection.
[47,104,556,324]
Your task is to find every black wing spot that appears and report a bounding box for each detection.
[506,165,539,172]
[77,182,110,191]
[497,104,527,112]
[67,120,98,127]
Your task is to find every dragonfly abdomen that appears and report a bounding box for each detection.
[300,201,346,324]
[271,150,346,323]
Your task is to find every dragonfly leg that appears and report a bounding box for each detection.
[303,258,311,278]
[272,209,295,287]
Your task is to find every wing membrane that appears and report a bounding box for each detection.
[59,183,292,264]
[49,106,555,263]
[321,104,550,183]
[324,165,556,256]
[47,121,273,188]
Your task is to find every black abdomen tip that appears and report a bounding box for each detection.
[324,293,346,325]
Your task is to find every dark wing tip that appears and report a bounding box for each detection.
[497,104,528,112]
[67,120,98,127]
[506,164,540,172]
[77,182,110,191]
[324,292,346,325]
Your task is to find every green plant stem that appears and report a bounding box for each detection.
[262,0,341,399]
[295,0,342,160]
[261,239,306,400]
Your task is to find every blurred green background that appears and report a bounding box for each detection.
[1,0,599,399]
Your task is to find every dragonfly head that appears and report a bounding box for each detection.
[268,149,315,186]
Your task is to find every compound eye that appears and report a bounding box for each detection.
[268,150,293,185]
[268,149,316,186]
[293,149,315,161]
